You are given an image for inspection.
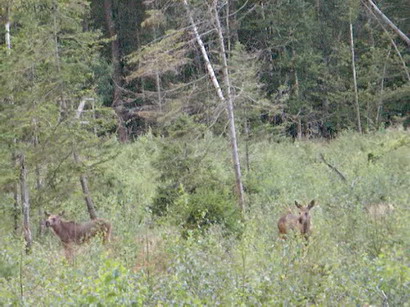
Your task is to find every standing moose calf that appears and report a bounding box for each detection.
[45,211,112,260]
[278,200,315,239]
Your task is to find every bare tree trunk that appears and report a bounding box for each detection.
[385,33,410,82]
[292,49,302,140]
[154,27,163,112]
[294,69,300,98]
[213,0,245,211]
[51,1,69,123]
[19,154,32,254]
[103,0,128,142]
[376,48,390,128]
[6,12,19,233]
[33,121,46,236]
[244,118,250,173]
[297,117,303,141]
[349,21,362,134]
[74,100,98,220]
[5,4,11,53]
[76,156,98,220]
[155,71,162,112]
[226,0,231,53]
[226,0,239,53]
[13,185,20,233]
[363,0,410,47]
[363,3,410,82]
[13,151,21,234]
[52,1,61,72]
[183,0,245,212]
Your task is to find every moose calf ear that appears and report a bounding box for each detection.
[308,200,315,209]
[59,210,65,216]
[44,211,50,217]
[295,201,302,209]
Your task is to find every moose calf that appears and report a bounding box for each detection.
[45,211,112,260]
[278,200,315,239]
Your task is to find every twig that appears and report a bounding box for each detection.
[319,153,347,183]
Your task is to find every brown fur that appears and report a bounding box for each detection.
[45,211,111,260]
[278,200,315,239]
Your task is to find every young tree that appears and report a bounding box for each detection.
[349,20,362,133]
[0,0,113,235]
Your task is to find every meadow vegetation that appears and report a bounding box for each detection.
[0,129,409,305]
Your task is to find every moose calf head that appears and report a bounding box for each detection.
[45,211,64,228]
[278,200,315,239]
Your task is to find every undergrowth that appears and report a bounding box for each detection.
[0,129,409,305]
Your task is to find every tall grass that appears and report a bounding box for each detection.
[0,129,409,305]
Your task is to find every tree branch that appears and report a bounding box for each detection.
[319,153,347,183]
[363,0,410,47]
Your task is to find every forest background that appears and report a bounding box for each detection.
[0,0,409,305]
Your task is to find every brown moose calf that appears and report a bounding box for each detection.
[45,211,112,260]
[278,200,315,239]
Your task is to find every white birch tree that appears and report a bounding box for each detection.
[183,0,245,213]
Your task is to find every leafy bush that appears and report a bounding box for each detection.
[151,126,241,233]
[0,130,409,305]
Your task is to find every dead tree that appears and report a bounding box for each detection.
[183,0,245,212]
[19,154,32,253]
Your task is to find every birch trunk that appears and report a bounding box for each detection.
[51,1,69,122]
[183,0,245,212]
[52,1,61,72]
[13,151,20,233]
[155,70,162,112]
[376,49,390,128]
[19,154,32,253]
[349,22,362,134]
[74,100,98,220]
[364,0,410,47]
[5,5,11,53]
[244,118,250,173]
[363,3,410,82]
[33,121,46,236]
[6,11,19,233]
[213,0,245,211]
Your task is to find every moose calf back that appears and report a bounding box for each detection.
[45,211,111,245]
[77,218,112,244]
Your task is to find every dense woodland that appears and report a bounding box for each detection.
[0,0,409,305]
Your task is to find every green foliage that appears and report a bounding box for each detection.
[150,119,241,233]
[1,1,410,304]
[0,0,116,221]
[168,186,242,235]
[0,130,409,305]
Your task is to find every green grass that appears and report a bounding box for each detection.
[1,129,409,305]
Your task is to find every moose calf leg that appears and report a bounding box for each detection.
[63,243,74,262]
